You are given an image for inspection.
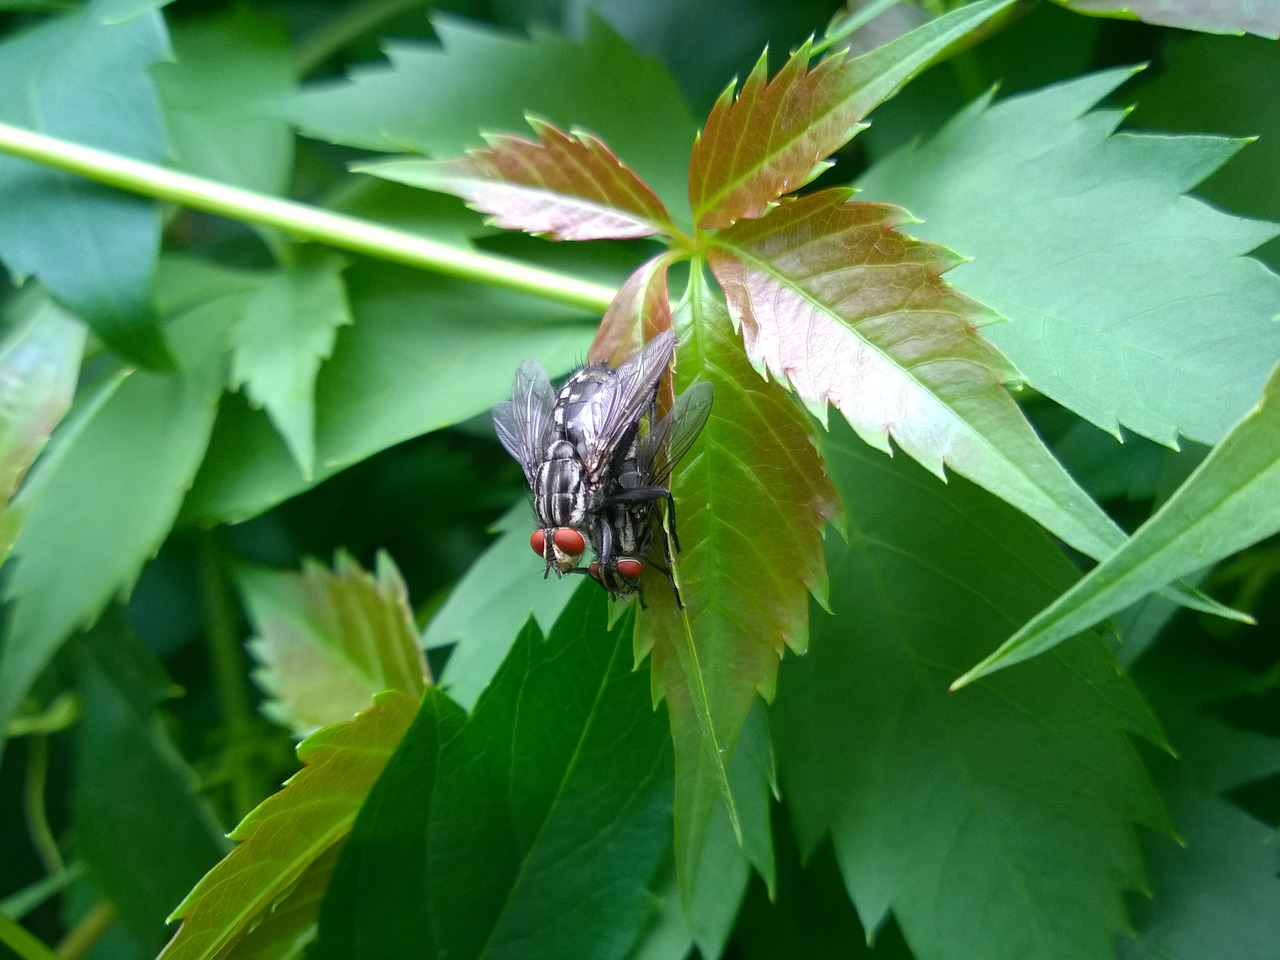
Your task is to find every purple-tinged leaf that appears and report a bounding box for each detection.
[357,117,675,241]
[1056,0,1278,39]
[688,0,1017,230]
[708,189,1143,564]
[589,254,675,367]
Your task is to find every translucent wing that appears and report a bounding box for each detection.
[492,358,556,485]
[577,330,677,481]
[637,380,714,487]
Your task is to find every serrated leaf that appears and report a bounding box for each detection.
[637,276,839,896]
[182,264,595,525]
[0,0,169,366]
[312,589,673,960]
[157,689,419,960]
[238,551,427,737]
[688,0,1017,230]
[709,189,1142,565]
[589,254,675,410]
[152,7,295,195]
[424,504,581,711]
[773,419,1168,960]
[286,16,697,221]
[0,287,231,750]
[857,68,1280,447]
[230,255,351,479]
[73,617,229,953]
[360,117,675,241]
[1055,0,1279,38]
[0,292,85,560]
[959,360,1280,686]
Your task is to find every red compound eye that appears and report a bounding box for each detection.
[617,558,644,580]
[530,530,546,556]
[553,528,586,556]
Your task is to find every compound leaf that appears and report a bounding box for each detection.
[689,0,1017,229]
[857,68,1280,448]
[158,690,419,960]
[959,360,1280,686]
[312,589,673,960]
[0,0,169,366]
[773,418,1168,960]
[239,551,427,737]
[637,275,840,896]
[360,118,676,241]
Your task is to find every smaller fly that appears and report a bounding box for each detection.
[493,332,676,577]
[586,379,713,608]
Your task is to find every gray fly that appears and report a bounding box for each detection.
[493,331,677,578]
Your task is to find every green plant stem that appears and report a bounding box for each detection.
[0,122,616,315]
[24,734,65,879]
[54,902,116,960]
[294,0,428,76]
[0,912,59,960]
[200,533,260,822]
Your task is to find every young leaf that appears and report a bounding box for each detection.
[637,276,840,897]
[286,15,697,219]
[0,0,169,366]
[1054,0,1279,38]
[0,293,85,560]
[774,420,1169,960]
[688,0,1017,230]
[312,590,673,960]
[157,689,419,960]
[709,190,1136,564]
[358,117,676,241]
[958,361,1280,687]
[238,551,427,737]
[424,504,581,712]
[229,255,352,479]
[857,68,1280,448]
[589,254,675,367]
[72,618,229,953]
[0,289,231,750]
[152,7,295,195]
[182,265,595,525]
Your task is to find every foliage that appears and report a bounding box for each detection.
[0,2,1278,960]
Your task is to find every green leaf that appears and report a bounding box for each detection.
[857,68,1280,448]
[0,292,85,560]
[1054,0,1279,38]
[238,551,427,737]
[360,117,676,241]
[0,0,170,366]
[637,275,840,896]
[313,589,673,960]
[152,7,295,195]
[229,254,351,478]
[688,0,1017,229]
[958,360,1280,686]
[0,284,230,749]
[773,418,1169,960]
[158,689,419,960]
[424,504,581,712]
[709,189,1136,564]
[182,264,594,525]
[72,618,229,953]
[1120,638,1280,959]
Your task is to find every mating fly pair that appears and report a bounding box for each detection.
[492,330,713,606]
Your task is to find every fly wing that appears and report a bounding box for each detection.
[492,358,557,485]
[637,379,714,487]
[578,330,677,481]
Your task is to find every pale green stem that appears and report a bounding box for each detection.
[24,735,65,879]
[55,903,116,960]
[0,122,616,314]
[0,912,59,960]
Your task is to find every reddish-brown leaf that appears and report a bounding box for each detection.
[589,254,674,367]
[357,117,675,241]
[688,0,1017,230]
[637,275,841,893]
[707,189,1154,563]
